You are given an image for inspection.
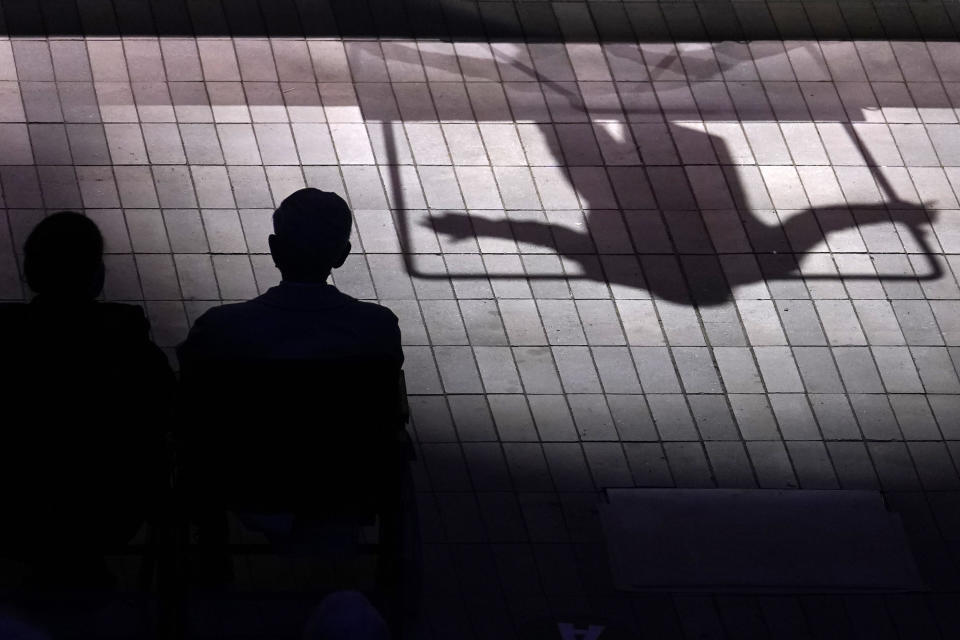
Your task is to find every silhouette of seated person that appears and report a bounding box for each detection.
[176,189,404,552]
[0,212,175,587]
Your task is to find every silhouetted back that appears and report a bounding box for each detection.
[175,190,405,511]
[178,355,405,516]
[0,299,174,549]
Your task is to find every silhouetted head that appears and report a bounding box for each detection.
[269,188,352,283]
[23,212,105,300]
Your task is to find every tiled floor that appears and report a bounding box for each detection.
[3,1,960,637]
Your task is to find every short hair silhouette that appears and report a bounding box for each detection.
[269,188,353,282]
[23,212,105,299]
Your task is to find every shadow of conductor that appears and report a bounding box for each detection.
[425,55,942,306]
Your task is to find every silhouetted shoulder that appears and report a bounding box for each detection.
[332,295,402,349]
[179,286,403,366]
[190,288,398,328]
[186,300,244,329]
[0,301,152,345]
[96,302,151,335]
[345,299,403,366]
[62,302,153,344]
[176,300,261,355]
[350,298,400,325]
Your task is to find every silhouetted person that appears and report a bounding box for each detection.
[178,188,402,364]
[0,212,174,588]
[176,189,405,580]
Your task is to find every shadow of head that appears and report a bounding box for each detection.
[23,212,105,301]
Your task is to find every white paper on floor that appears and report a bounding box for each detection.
[600,488,925,593]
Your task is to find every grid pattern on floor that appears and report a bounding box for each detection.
[2,29,960,638]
